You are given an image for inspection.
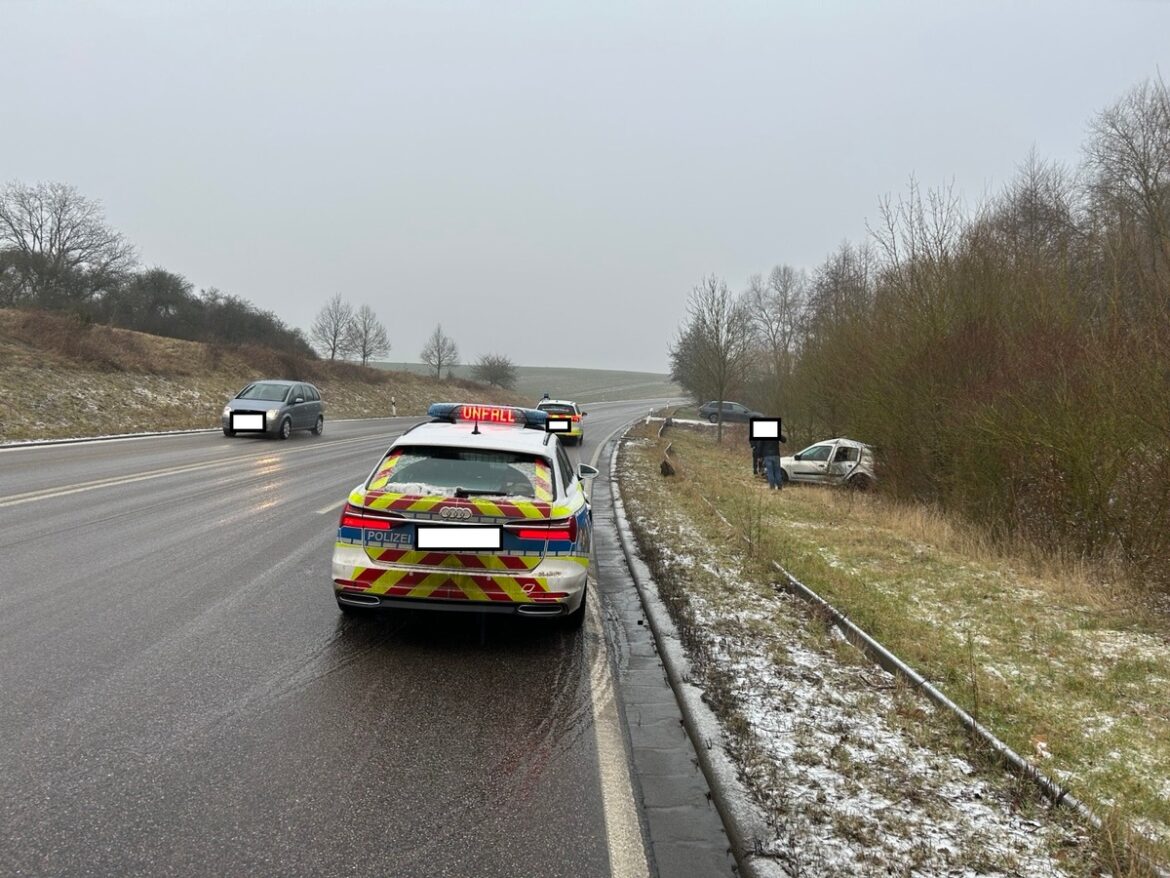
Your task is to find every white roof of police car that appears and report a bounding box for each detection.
[392,421,556,454]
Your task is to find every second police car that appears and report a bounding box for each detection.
[332,403,596,627]
[535,397,587,445]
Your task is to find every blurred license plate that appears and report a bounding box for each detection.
[416,526,501,551]
[232,413,265,431]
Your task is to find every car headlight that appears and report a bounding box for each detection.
[266,409,278,420]
[222,406,231,417]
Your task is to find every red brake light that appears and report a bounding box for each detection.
[340,503,395,530]
[515,517,577,542]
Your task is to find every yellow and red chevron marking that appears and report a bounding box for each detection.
[341,566,557,603]
[360,491,550,520]
[367,548,541,569]
[367,450,404,491]
[533,461,553,502]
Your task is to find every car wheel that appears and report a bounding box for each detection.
[708,414,718,424]
[780,470,790,486]
[562,587,587,629]
[312,415,324,436]
[223,427,235,437]
[847,474,872,491]
[277,418,292,440]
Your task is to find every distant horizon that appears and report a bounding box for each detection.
[371,360,673,378]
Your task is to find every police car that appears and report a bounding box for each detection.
[332,403,597,626]
[535,398,587,446]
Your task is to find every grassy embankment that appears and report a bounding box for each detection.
[374,361,683,404]
[629,418,1170,871]
[0,309,523,442]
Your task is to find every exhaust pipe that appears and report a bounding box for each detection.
[516,604,566,616]
[338,593,381,606]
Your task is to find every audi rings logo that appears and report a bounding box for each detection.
[439,506,472,521]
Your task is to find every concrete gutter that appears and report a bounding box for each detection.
[608,432,787,878]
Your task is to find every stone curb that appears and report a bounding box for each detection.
[608,432,787,878]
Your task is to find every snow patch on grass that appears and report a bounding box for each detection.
[618,435,1091,877]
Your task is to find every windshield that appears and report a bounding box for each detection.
[368,446,546,498]
[236,383,290,402]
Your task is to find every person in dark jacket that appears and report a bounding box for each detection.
[749,432,763,475]
[759,431,787,489]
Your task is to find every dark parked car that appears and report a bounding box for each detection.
[222,380,325,439]
[697,400,763,423]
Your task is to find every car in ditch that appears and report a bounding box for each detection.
[331,403,597,626]
[780,438,876,489]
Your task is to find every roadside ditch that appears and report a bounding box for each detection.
[614,418,1167,877]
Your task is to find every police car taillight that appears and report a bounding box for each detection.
[340,503,398,530]
[513,516,577,543]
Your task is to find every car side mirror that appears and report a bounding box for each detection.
[581,412,588,417]
[294,397,304,404]
[578,463,599,480]
[794,453,803,461]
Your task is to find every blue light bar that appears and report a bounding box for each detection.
[427,403,548,430]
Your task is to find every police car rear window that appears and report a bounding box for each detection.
[369,446,543,498]
[539,404,575,415]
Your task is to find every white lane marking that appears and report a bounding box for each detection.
[586,418,652,878]
[0,433,397,509]
[315,498,347,515]
[587,590,652,878]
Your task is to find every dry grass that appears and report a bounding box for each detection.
[618,422,1107,876]
[0,308,523,441]
[630,421,1170,871]
[776,485,1134,614]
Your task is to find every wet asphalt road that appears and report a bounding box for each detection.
[0,400,672,878]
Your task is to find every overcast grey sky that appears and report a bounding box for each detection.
[3,0,1168,372]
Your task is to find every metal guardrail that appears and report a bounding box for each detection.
[692,491,1169,878]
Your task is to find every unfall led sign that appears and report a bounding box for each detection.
[459,405,519,424]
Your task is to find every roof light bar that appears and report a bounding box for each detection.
[427,403,548,430]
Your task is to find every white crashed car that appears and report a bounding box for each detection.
[780,438,876,489]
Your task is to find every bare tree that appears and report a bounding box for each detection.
[0,181,135,307]
[744,265,808,417]
[472,353,517,388]
[310,294,356,360]
[669,275,754,441]
[345,304,390,365]
[1086,77,1170,306]
[420,324,459,378]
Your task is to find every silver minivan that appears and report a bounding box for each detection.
[222,380,325,439]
